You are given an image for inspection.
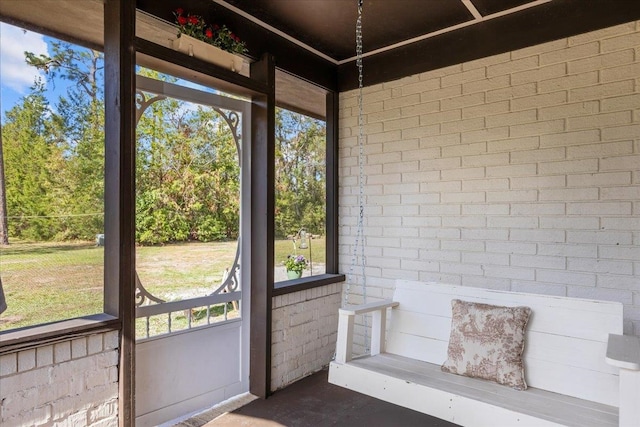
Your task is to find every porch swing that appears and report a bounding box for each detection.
[328,2,639,426]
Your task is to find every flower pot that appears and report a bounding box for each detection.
[287,270,302,280]
[172,34,243,72]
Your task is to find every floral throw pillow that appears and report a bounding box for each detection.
[441,299,532,390]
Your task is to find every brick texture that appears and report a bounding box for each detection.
[339,21,640,336]
[0,332,118,426]
[271,284,341,391]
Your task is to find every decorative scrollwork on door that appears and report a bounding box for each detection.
[133,85,242,309]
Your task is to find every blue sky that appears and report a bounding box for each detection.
[0,22,74,124]
[1,20,245,130]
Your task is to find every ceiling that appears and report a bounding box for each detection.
[136,0,640,90]
[221,0,546,63]
[3,0,640,95]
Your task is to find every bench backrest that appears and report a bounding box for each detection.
[386,280,623,406]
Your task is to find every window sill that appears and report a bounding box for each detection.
[273,273,345,296]
[0,313,119,354]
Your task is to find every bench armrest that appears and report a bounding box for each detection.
[335,300,399,364]
[606,334,640,427]
[606,334,640,370]
[339,300,399,316]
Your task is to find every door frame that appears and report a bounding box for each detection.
[133,74,252,425]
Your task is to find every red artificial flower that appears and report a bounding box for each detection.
[188,15,199,25]
[177,15,188,25]
[213,24,220,30]
[175,8,184,16]
[205,28,213,38]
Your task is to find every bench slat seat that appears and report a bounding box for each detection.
[331,353,618,427]
[330,280,639,426]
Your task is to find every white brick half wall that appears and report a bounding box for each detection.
[0,331,119,426]
[339,21,640,337]
[271,284,341,391]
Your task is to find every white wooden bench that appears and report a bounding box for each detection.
[329,280,640,427]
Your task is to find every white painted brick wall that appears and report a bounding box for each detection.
[340,20,640,337]
[270,283,341,391]
[0,331,119,426]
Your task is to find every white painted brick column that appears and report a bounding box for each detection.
[271,283,342,391]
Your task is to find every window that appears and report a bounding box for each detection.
[271,70,342,290]
[0,22,105,331]
[274,108,327,281]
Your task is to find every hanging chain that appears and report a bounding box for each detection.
[344,0,369,352]
[345,0,365,306]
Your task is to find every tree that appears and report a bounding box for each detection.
[25,42,105,240]
[2,83,63,240]
[274,109,326,238]
[0,123,9,245]
[135,76,241,244]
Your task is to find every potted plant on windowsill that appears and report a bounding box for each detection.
[284,255,308,280]
[172,8,247,72]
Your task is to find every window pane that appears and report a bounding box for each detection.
[274,108,327,281]
[0,23,104,330]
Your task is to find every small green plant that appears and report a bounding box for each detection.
[284,255,308,274]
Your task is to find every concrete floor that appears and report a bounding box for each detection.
[179,368,459,427]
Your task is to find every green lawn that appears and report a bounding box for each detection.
[0,241,104,330]
[274,236,326,266]
[0,237,326,332]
